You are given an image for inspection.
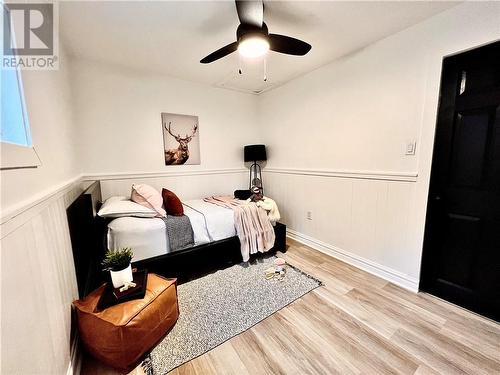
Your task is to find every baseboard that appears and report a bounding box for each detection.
[286,228,420,292]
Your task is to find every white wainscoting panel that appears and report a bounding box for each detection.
[263,169,420,291]
[89,169,249,200]
[1,182,83,375]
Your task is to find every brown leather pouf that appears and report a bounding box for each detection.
[73,274,179,372]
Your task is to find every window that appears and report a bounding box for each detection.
[1,6,40,169]
[1,67,32,146]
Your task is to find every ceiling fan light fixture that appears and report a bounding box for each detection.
[199,1,311,64]
[238,35,269,58]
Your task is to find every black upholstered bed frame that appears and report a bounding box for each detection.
[67,181,286,297]
[67,181,104,298]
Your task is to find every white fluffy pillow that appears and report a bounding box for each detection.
[131,184,166,217]
[98,196,157,218]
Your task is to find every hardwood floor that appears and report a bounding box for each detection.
[82,239,500,374]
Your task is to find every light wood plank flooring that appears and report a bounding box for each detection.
[82,239,500,374]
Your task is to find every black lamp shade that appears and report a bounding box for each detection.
[244,144,267,162]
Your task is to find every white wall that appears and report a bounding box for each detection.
[1,48,80,218]
[70,58,260,199]
[1,47,82,374]
[258,2,500,289]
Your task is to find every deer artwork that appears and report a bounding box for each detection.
[164,121,198,165]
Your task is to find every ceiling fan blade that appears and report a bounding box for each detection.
[200,42,238,64]
[235,0,263,27]
[268,34,311,56]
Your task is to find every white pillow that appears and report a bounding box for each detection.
[98,196,157,218]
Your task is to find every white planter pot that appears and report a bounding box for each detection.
[110,264,133,288]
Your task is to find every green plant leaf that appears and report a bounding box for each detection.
[102,247,134,271]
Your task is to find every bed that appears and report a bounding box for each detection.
[67,181,286,297]
[107,199,237,262]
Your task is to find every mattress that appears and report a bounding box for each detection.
[107,199,236,262]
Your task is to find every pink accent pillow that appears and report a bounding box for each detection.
[131,184,166,217]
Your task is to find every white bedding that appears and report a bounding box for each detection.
[107,199,236,262]
[108,217,169,261]
[182,199,236,241]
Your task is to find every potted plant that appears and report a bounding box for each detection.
[102,248,134,288]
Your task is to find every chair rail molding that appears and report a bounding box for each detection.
[82,168,248,181]
[264,167,418,182]
[1,174,83,230]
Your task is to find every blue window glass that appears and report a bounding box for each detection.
[1,67,32,146]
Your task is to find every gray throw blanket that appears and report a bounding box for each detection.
[162,215,194,252]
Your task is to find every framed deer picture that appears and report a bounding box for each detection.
[161,112,200,165]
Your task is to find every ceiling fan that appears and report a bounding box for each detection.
[200,0,311,64]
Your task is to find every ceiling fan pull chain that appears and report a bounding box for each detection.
[238,54,243,75]
[263,56,267,82]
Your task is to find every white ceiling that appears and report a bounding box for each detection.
[60,1,459,94]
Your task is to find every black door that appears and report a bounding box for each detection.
[421,41,500,322]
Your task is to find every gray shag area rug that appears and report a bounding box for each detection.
[144,255,322,374]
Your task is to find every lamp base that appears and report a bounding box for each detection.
[249,161,263,195]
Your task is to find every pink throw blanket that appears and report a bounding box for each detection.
[204,196,275,261]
